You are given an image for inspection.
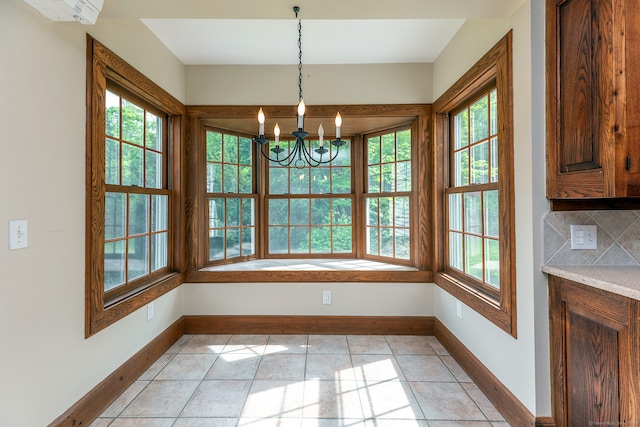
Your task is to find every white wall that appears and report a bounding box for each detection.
[432,1,548,416]
[0,1,186,425]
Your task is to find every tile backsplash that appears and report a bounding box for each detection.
[544,210,640,266]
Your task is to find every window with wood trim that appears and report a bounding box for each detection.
[86,36,184,337]
[433,31,516,336]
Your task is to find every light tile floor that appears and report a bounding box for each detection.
[90,335,511,427]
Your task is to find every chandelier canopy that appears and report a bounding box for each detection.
[253,6,345,169]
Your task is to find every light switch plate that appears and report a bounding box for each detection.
[570,224,597,250]
[9,220,28,250]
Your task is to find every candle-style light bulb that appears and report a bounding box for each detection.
[318,123,325,147]
[297,99,305,129]
[274,123,280,144]
[258,108,265,136]
[335,112,342,139]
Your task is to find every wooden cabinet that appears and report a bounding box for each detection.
[546,0,640,198]
[548,275,640,425]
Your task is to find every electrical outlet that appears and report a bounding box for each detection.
[570,225,597,250]
[147,302,154,321]
[322,290,331,305]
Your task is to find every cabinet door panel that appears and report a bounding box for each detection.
[566,304,620,425]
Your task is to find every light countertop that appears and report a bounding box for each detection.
[542,265,640,301]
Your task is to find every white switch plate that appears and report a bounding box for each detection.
[456,300,463,319]
[322,290,331,305]
[147,302,154,321]
[9,220,28,250]
[570,224,597,250]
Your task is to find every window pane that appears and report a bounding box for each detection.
[145,111,161,151]
[106,138,120,185]
[239,166,252,194]
[105,192,126,239]
[394,197,410,228]
[291,226,310,254]
[470,141,489,185]
[269,199,289,225]
[104,240,125,291]
[396,161,411,192]
[128,194,149,235]
[290,169,309,194]
[242,227,256,256]
[368,136,380,164]
[490,137,499,183]
[226,228,240,258]
[381,133,395,163]
[484,190,499,238]
[470,94,488,143]
[379,197,393,226]
[269,167,288,194]
[311,168,330,194]
[367,227,379,255]
[449,231,463,271]
[454,109,468,150]
[290,198,310,225]
[380,228,394,257]
[121,99,144,145]
[396,129,412,161]
[128,236,149,281]
[311,226,331,253]
[226,198,240,227]
[209,198,224,229]
[448,193,462,232]
[333,198,352,225]
[332,168,351,194]
[464,192,482,234]
[453,150,469,187]
[368,165,381,193]
[151,232,168,271]
[152,195,168,232]
[224,134,238,164]
[333,141,351,166]
[239,137,252,165]
[464,235,483,280]
[224,164,239,193]
[207,163,222,193]
[121,144,143,187]
[381,163,395,192]
[209,229,224,261]
[145,151,163,189]
[269,227,289,253]
[490,88,498,135]
[242,198,255,226]
[105,90,120,139]
[367,198,379,226]
[311,198,330,225]
[332,226,352,253]
[206,132,222,162]
[395,228,410,259]
[485,238,500,288]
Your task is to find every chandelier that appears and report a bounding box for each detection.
[253,6,345,168]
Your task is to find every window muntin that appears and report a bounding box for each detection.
[365,128,412,261]
[446,88,500,293]
[103,88,170,297]
[205,129,256,261]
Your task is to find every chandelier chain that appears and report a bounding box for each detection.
[297,12,303,102]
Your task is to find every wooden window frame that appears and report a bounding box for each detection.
[433,31,517,336]
[86,36,185,337]
[185,104,433,283]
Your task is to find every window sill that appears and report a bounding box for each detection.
[186,259,432,283]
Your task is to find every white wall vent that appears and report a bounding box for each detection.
[22,0,103,25]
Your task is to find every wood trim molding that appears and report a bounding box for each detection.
[183,315,434,335]
[434,318,540,426]
[185,270,432,283]
[49,318,184,427]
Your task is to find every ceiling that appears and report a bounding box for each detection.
[100,0,525,66]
